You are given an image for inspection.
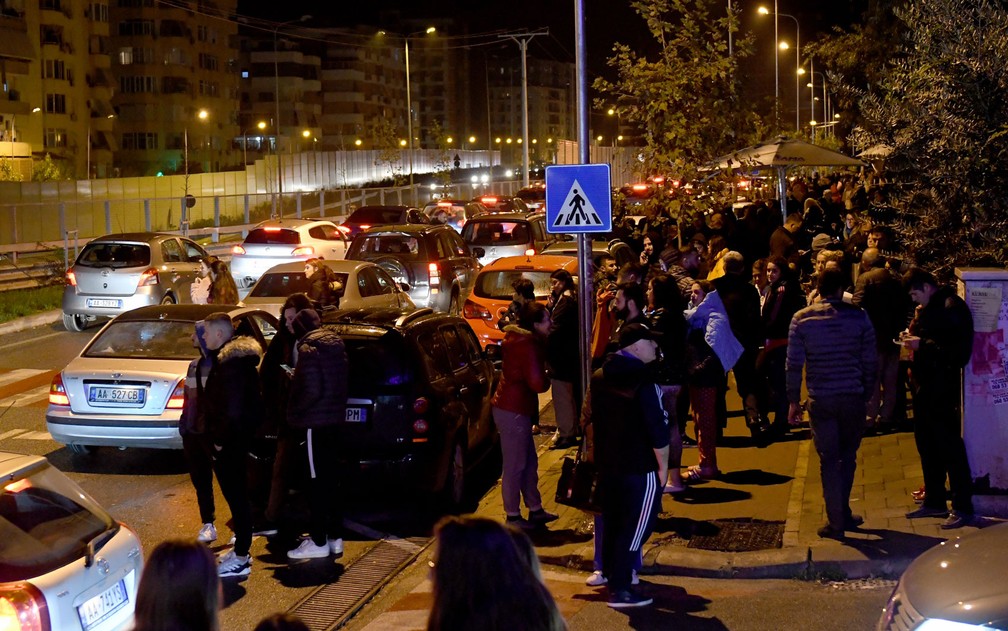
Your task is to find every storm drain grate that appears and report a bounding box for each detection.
[686,518,784,552]
[288,536,429,630]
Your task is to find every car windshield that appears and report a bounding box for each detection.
[84,320,200,360]
[249,271,348,298]
[0,462,116,581]
[349,234,424,260]
[244,228,300,245]
[76,243,150,268]
[348,207,405,224]
[462,221,530,246]
[474,270,565,300]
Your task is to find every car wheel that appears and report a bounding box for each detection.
[441,435,466,511]
[68,444,95,456]
[62,312,88,332]
[161,294,176,305]
[448,290,460,316]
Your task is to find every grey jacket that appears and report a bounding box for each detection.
[786,298,878,403]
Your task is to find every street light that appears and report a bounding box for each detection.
[401,26,436,203]
[759,5,800,132]
[273,14,312,209]
[807,71,829,140]
[757,4,779,130]
[184,108,209,178]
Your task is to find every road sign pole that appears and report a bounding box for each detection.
[575,0,592,399]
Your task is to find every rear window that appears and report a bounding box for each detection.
[474,270,558,300]
[462,221,531,246]
[249,271,348,299]
[516,189,545,202]
[244,228,301,245]
[77,243,150,268]
[340,334,415,389]
[347,207,404,224]
[84,320,200,360]
[348,233,425,261]
[0,462,116,581]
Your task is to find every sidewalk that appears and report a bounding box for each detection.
[506,399,988,582]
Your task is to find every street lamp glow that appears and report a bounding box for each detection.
[779,41,789,50]
[596,135,603,142]
[531,138,537,144]
[758,6,769,14]
[468,135,476,144]
[426,26,436,34]
[495,137,502,144]
[607,107,615,116]
[354,138,362,146]
[797,68,806,76]
[516,138,522,144]
[302,129,311,138]
[399,139,407,147]
[446,136,453,144]
[506,138,512,144]
[197,109,208,121]
[547,137,553,143]
[257,121,266,131]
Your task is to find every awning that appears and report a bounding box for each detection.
[0,27,34,61]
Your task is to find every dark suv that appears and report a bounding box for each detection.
[340,205,427,237]
[321,307,497,506]
[346,224,480,314]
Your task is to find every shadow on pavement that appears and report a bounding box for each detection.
[839,527,944,561]
[622,583,727,630]
[221,580,248,606]
[47,445,188,475]
[269,557,345,589]
[718,469,792,486]
[671,486,752,505]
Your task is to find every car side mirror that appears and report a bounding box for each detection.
[484,343,501,364]
[472,247,485,258]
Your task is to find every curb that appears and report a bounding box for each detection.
[0,309,62,337]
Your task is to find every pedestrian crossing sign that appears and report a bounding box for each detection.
[545,164,612,234]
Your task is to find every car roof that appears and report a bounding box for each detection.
[260,259,373,275]
[90,232,175,244]
[321,306,449,332]
[0,450,45,478]
[478,254,579,274]
[541,240,612,254]
[465,211,543,222]
[357,223,447,236]
[110,304,265,322]
[251,218,333,229]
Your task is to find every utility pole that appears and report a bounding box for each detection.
[499,30,548,188]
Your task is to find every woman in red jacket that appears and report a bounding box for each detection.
[491,301,559,530]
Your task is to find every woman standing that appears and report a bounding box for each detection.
[491,302,558,529]
[758,257,806,435]
[206,258,240,305]
[304,258,342,309]
[645,273,687,493]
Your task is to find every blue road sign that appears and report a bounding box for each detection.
[545,164,612,234]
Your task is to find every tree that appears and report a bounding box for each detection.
[850,0,1008,276]
[593,0,758,220]
[370,117,404,185]
[32,154,68,181]
[0,158,22,181]
[428,120,453,192]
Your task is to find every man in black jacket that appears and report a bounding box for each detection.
[584,323,669,608]
[189,312,265,577]
[902,268,976,529]
[286,307,350,559]
[547,269,581,449]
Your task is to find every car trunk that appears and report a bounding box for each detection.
[61,359,189,416]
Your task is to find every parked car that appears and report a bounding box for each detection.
[340,205,427,238]
[471,195,530,214]
[515,183,547,211]
[422,199,488,233]
[346,224,479,315]
[229,219,350,289]
[460,211,560,265]
[877,521,1008,630]
[46,305,278,453]
[0,450,143,631]
[318,307,497,507]
[242,259,415,318]
[61,233,209,332]
[463,255,579,349]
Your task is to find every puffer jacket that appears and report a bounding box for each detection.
[199,336,265,444]
[491,325,549,417]
[786,298,878,402]
[910,286,973,384]
[287,326,348,429]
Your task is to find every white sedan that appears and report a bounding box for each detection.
[230,218,350,289]
[0,451,143,631]
[242,259,415,319]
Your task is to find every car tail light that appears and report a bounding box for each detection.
[49,374,69,406]
[428,262,440,292]
[652,176,665,185]
[166,381,185,409]
[437,201,452,207]
[632,183,648,192]
[480,196,498,205]
[65,267,77,287]
[336,225,351,235]
[463,300,492,321]
[231,244,246,256]
[359,224,371,231]
[412,419,429,434]
[137,267,159,287]
[263,226,282,232]
[0,582,49,631]
[413,397,429,414]
[524,248,535,256]
[291,246,314,257]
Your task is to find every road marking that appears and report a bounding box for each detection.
[0,385,52,409]
[16,431,53,440]
[0,369,57,401]
[0,429,26,440]
[0,331,64,350]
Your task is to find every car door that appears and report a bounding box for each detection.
[414,325,467,441]
[158,238,190,302]
[442,230,477,296]
[456,323,495,444]
[178,238,208,301]
[439,323,485,450]
[308,223,348,260]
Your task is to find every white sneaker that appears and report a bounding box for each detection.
[328,538,344,557]
[287,538,330,560]
[197,523,217,543]
[217,550,251,577]
[585,570,607,586]
[632,569,640,585]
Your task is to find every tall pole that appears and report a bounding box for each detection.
[405,38,414,202]
[575,0,591,400]
[502,31,546,188]
[727,0,733,57]
[273,28,283,211]
[810,58,816,141]
[774,0,779,131]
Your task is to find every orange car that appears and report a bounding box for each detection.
[462,254,579,349]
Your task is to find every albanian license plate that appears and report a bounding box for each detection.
[77,579,129,631]
[89,386,146,405]
[86,298,122,308]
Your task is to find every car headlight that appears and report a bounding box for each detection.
[917,620,994,630]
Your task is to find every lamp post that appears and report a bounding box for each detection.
[757,3,779,130]
[759,6,800,132]
[273,15,312,212]
[402,26,436,204]
[808,71,829,141]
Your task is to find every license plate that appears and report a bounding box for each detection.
[86,299,122,308]
[89,386,146,405]
[345,407,367,423]
[77,579,128,631]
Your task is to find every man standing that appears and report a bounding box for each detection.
[902,268,976,529]
[583,323,669,608]
[189,313,265,576]
[852,248,908,433]
[285,307,350,558]
[769,213,804,264]
[787,268,878,539]
[547,269,580,449]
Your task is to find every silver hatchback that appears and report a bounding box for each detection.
[62,233,208,332]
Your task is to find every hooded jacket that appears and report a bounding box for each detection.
[582,352,669,477]
[910,286,974,384]
[191,335,265,444]
[491,324,549,417]
[287,326,349,429]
